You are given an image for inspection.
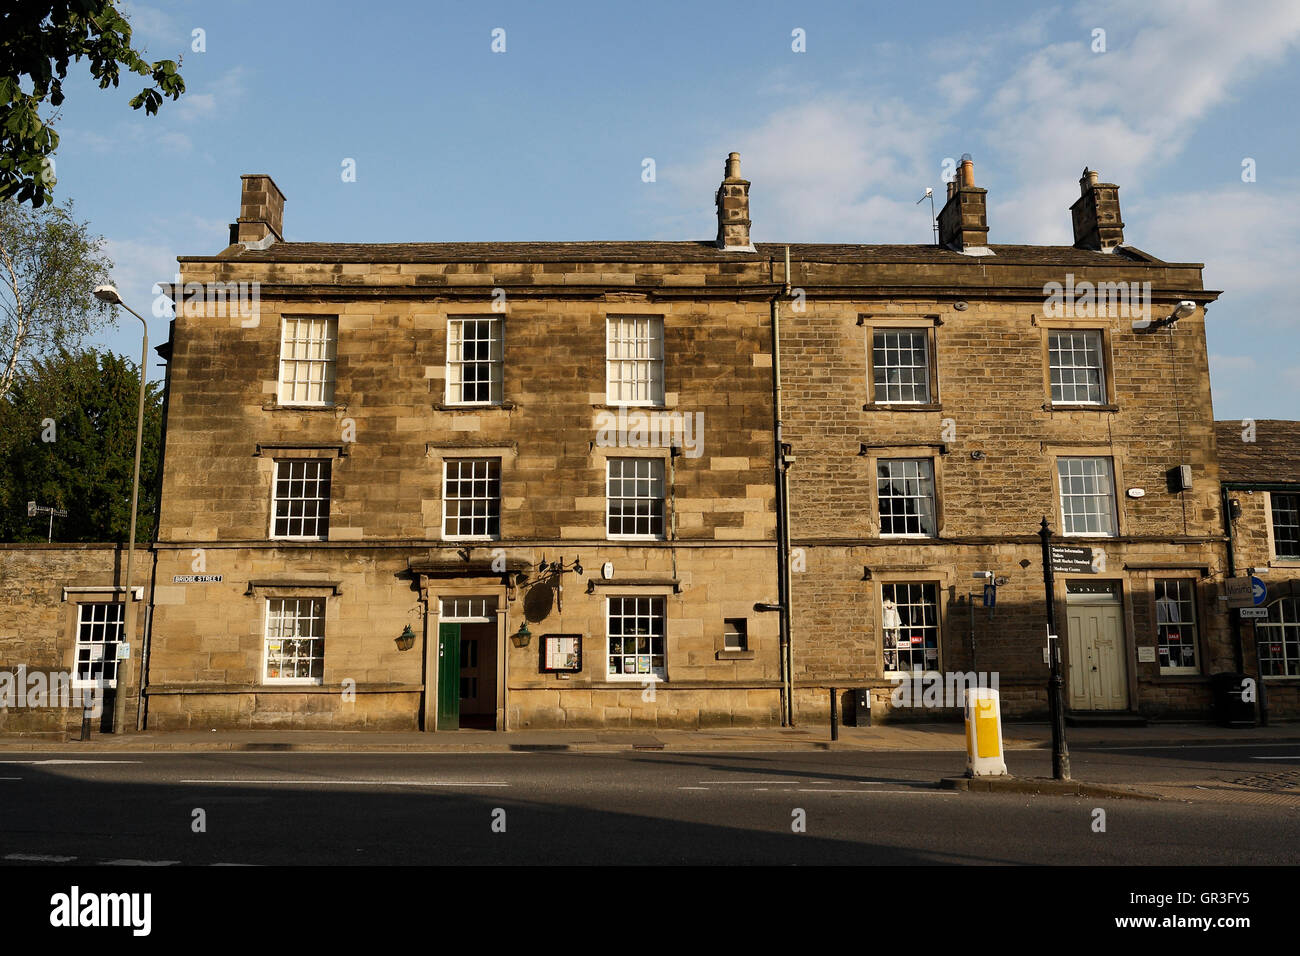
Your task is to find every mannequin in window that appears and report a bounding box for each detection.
[881,597,902,648]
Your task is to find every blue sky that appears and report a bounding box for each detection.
[44,0,1300,419]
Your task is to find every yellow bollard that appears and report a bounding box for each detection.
[964,687,1008,777]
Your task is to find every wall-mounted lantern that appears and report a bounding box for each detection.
[511,622,533,648]
[395,625,416,651]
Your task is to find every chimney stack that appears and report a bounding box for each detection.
[937,153,990,254]
[715,152,753,251]
[233,174,285,249]
[1071,168,1124,251]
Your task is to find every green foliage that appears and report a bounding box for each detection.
[0,196,114,402]
[0,347,162,543]
[0,1,186,207]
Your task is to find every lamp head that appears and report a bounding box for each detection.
[93,284,122,305]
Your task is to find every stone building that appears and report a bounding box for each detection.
[144,165,783,731]
[1216,419,1300,718]
[1,153,1253,734]
[784,159,1229,723]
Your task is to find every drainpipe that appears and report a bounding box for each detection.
[771,246,795,726]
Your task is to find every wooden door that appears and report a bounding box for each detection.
[437,622,460,730]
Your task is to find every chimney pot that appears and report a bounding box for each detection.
[937,151,989,252]
[1071,167,1124,251]
[715,151,752,250]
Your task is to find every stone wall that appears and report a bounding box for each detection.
[0,545,148,737]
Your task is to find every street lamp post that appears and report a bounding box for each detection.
[1038,517,1071,780]
[93,284,148,735]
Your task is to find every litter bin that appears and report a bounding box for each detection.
[1210,672,1256,728]
[848,688,871,727]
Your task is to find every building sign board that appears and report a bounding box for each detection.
[541,634,582,673]
[1050,546,1105,573]
[1223,577,1254,608]
[173,575,223,583]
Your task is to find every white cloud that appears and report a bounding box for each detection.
[1131,183,1300,319]
[173,67,249,124]
[652,95,944,243]
[102,237,179,325]
[985,0,1300,242]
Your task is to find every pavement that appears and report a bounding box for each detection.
[3,718,1298,753]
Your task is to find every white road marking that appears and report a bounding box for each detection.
[5,853,76,863]
[678,786,709,790]
[0,759,143,765]
[100,859,179,866]
[698,780,788,784]
[1247,755,1300,760]
[178,778,509,786]
[0,777,21,781]
[795,788,956,794]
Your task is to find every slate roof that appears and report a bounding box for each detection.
[194,240,1192,267]
[1215,420,1300,485]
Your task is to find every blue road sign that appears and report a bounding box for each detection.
[1251,576,1267,606]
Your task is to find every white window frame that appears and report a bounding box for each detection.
[872,327,931,404]
[606,457,666,540]
[442,458,502,541]
[445,316,504,406]
[1154,578,1200,674]
[72,601,124,689]
[606,315,664,406]
[1057,456,1117,537]
[438,596,497,621]
[881,581,941,675]
[277,316,337,406]
[263,597,326,685]
[876,458,937,537]
[1269,492,1300,561]
[1048,329,1106,405]
[606,595,667,681]
[270,459,332,541]
[1258,597,1300,678]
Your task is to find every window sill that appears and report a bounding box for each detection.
[863,403,942,413]
[262,402,345,412]
[595,403,668,411]
[605,676,667,683]
[434,401,516,411]
[1045,403,1120,413]
[716,649,755,660]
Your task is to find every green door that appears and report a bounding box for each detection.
[438,622,460,730]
